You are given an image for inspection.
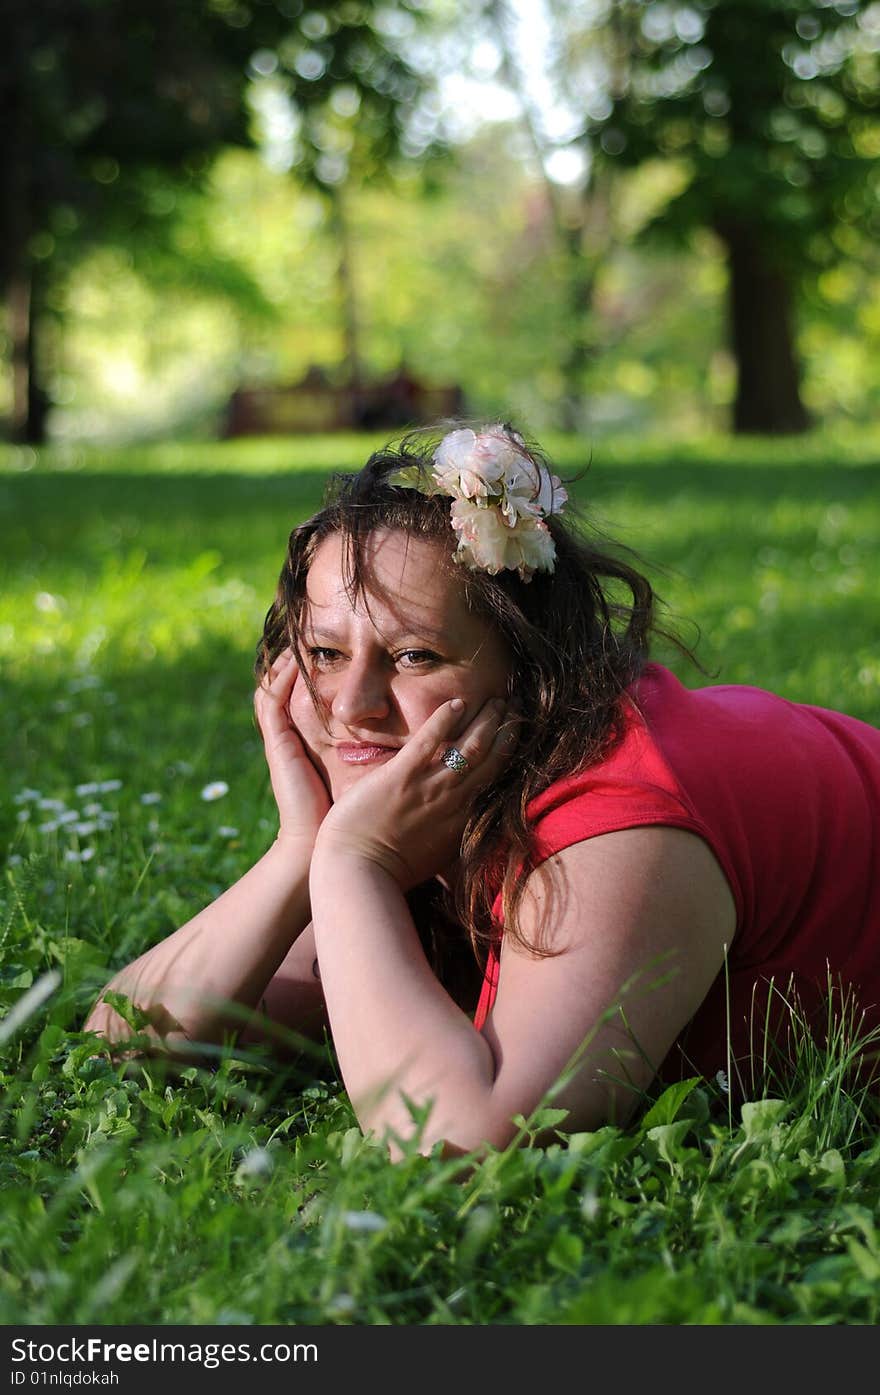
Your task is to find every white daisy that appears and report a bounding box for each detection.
[200,781,229,802]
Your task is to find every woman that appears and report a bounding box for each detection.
[85,423,880,1155]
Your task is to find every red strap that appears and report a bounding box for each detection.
[473,942,501,1031]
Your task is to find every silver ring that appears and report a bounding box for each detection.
[441,746,470,774]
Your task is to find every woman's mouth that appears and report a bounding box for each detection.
[334,743,400,765]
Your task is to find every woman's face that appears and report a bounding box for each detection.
[289,528,511,800]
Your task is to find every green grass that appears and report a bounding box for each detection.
[2,427,880,1326]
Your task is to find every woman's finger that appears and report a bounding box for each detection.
[262,647,297,691]
[399,696,468,766]
[439,697,507,771]
[255,651,299,725]
[437,705,514,790]
[397,695,504,773]
[270,645,293,673]
[475,709,520,782]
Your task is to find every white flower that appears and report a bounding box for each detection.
[449,499,508,572]
[140,792,162,805]
[16,810,30,823]
[200,781,229,802]
[499,458,568,524]
[37,821,60,834]
[56,810,79,825]
[72,822,98,836]
[341,1210,388,1233]
[422,425,568,581]
[13,789,42,804]
[34,592,60,613]
[82,802,103,816]
[507,519,557,577]
[38,798,66,812]
[715,1069,729,1094]
[467,429,524,495]
[7,855,23,867]
[432,426,475,474]
[326,1293,356,1316]
[217,826,239,839]
[234,1147,274,1183]
[432,428,509,501]
[75,782,100,797]
[450,500,556,579]
[64,847,95,863]
[97,779,122,793]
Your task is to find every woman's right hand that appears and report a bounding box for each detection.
[254,649,332,845]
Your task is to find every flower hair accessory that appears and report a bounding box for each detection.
[403,425,568,581]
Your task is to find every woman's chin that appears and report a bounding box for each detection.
[327,763,375,799]
[327,749,397,795]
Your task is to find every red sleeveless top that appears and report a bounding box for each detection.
[473,664,880,1089]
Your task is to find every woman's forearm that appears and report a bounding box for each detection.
[86,834,314,1046]
[309,847,498,1153]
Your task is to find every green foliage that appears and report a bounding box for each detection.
[3,0,256,283]
[535,0,880,432]
[586,0,880,268]
[2,430,880,1323]
[8,3,880,441]
[3,0,438,440]
[1,1031,878,1323]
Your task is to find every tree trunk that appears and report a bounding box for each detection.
[8,265,32,442]
[717,221,810,435]
[3,79,48,446]
[8,260,49,445]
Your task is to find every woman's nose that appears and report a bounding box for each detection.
[330,658,391,726]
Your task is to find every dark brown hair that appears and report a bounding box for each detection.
[256,423,686,1001]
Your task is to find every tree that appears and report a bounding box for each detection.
[481,0,615,432]
[545,0,880,434]
[1,0,433,443]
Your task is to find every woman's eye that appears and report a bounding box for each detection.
[308,647,342,668]
[396,650,441,669]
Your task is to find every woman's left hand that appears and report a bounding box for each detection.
[312,696,515,889]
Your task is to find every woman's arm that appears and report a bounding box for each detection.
[307,697,737,1155]
[84,834,316,1049]
[474,825,736,1141]
[85,650,332,1052]
[235,920,328,1052]
[310,826,735,1154]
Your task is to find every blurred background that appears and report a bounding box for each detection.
[2,0,879,448]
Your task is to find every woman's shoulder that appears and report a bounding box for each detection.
[524,664,708,854]
[521,660,880,875]
[528,664,686,806]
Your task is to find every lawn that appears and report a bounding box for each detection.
[2,425,880,1326]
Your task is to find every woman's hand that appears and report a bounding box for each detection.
[311,696,514,890]
[254,649,332,844]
